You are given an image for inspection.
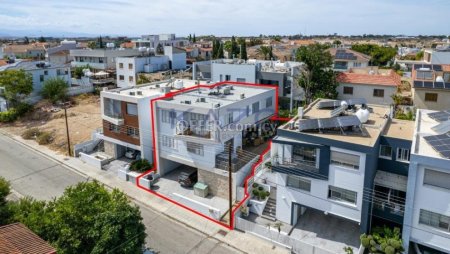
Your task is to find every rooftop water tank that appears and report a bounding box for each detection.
[436,76,444,82]
[341,100,348,108]
[106,43,115,48]
[138,47,147,52]
[174,79,184,89]
[355,108,370,123]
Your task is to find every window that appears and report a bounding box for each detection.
[108,123,120,133]
[266,97,273,108]
[416,71,433,80]
[343,86,353,95]
[129,76,134,82]
[353,62,362,68]
[126,103,138,116]
[287,175,311,192]
[225,75,231,81]
[119,63,124,69]
[126,126,139,138]
[162,135,176,149]
[119,75,124,81]
[330,151,360,170]
[424,169,450,190]
[419,209,450,233]
[186,141,204,156]
[293,145,317,166]
[379,145,392,159]
[128,63,133,70]
[237,78,246,82]
[373,89,385,98]
[227,112,233,125]
[328,186,357,205]
[161,110,176,124]
[396,148,410,162]
[99,58,104,63]
[252,102,260,114]
[44,70,48,75]
[425,93,438,102]
[444,72,450,83]
[40,75,44,82]
[246,105,250,117]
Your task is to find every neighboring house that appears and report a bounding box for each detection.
[412,64,450,110]
[328,48,371,71]
[402,109,450,253]
[0,223,57,254]
[269,98,414,246]
[153,82,276,199]
[185,47,199,59]
[115,46,186,88]
[98,79,201,161]
[70,48,141,70]
[423,46,450,64]
[133,33,189,49]
[192,59,304,103]
[337,70,401,105]
[2,42,48,59]
[46,40,81,65]
[199,47,212,60]
[0,60,71,105]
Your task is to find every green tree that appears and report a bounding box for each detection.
[351,44,397,66]
[231,36,239,58]
[188,34,192,42]
[256,45,271,60]
[24,36,30,44]
[333,40,342,46]
[41,78,69,103]
[212,39,219,59]
[0,69,33,106]
[240,41,248,60]
[0,177,11,225]
[87,41,97,49]
[217,42,224,58]
[7,197,49,235]
[268,46,274,60]
[98,36,104,49]
[193,33,196,43]
[224,41,232,55]
[360,226,403,254]
[415,51,424,60]
[38,36,46,43]
[296,43,338,104]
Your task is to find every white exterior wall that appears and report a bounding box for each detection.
[116,58,140,88]
[164,46,186,70]
[337,83,396,105]
[408,164,450,252]
[428,51,450,65]
[27,67,71,103]
[211,63,256,83]
[273,143,366,225]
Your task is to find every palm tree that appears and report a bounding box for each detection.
[257,46,271,60]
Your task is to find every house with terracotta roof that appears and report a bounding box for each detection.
[0,223,56,254]
[328,48,371,71]
[2,43,48,59]
[411,63,450,110]
[337,69,401,105]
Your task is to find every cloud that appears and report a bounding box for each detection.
[0,0,448,36]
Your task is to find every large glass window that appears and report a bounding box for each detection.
[266,97,273,108]
[379,145,392,159]
[252,102,260,114]
[424,169,450,190]
[126,126,139,138]
[126,103,138,116]
[330,151,360,170]
[328,186,357,205]
[419,209,450,233]
[396,148,410,162]
[104,98,122,118]
[161,135,176,149]
[287,175,311,192]
[161,110,176,124]
[292,146,317,166]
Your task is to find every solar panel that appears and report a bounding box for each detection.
[435,82,444,89]
[423,132,450,159]
[428,111,450,122]
[413,80,424,88]
[445,83,450,89]
[423,64,432,69]
[432,65,443,71]
[330,105,345,117]
[317,100,341,109]
[423,82,434,88]
[431,120,450,134]
[318,117,340,129]
[298,119,319,131]
[337,115,361,127]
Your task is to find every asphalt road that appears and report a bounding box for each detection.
[0,134,241,254]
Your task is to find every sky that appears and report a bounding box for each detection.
[0,0,449,37]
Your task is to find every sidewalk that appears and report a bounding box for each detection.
[0,131,290,254]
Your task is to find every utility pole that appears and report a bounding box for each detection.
[228,143,233,227]
[64,106,71,156]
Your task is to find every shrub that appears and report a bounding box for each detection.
[36,132,53,145]
[0,103,32,123]
[252,182,259,188]
[258,186,264,191]
[252,189,259,197]
[21,128,41,139]
[41,78,68,103]
[130,159,152,173]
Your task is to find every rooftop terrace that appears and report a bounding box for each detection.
[414,109,450,160]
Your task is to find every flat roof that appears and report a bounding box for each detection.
[280,99,391,147]
[382,119,415,141]
[103,79,202,99]
[162,83,274,109]
[414,109,450,160]
[0,60,68,71]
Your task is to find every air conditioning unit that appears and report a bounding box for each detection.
[185,100,191,104]
[137,91,143,95]
[200,98,206,102]
[129,91,136,96]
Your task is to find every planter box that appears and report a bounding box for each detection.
[138,172,160,188]
[249,197,269,216]
[117,168,129,181]
[127,171,142,185]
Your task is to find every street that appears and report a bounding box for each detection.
[0,134,242,254]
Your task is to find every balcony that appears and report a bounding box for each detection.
[215,149,259,173]
[272,156,326,180]
[102,113,124,126]
[177,128,212,140]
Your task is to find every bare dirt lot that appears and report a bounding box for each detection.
[0,94,102,155]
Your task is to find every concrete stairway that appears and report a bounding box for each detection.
[262,197,277,220]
